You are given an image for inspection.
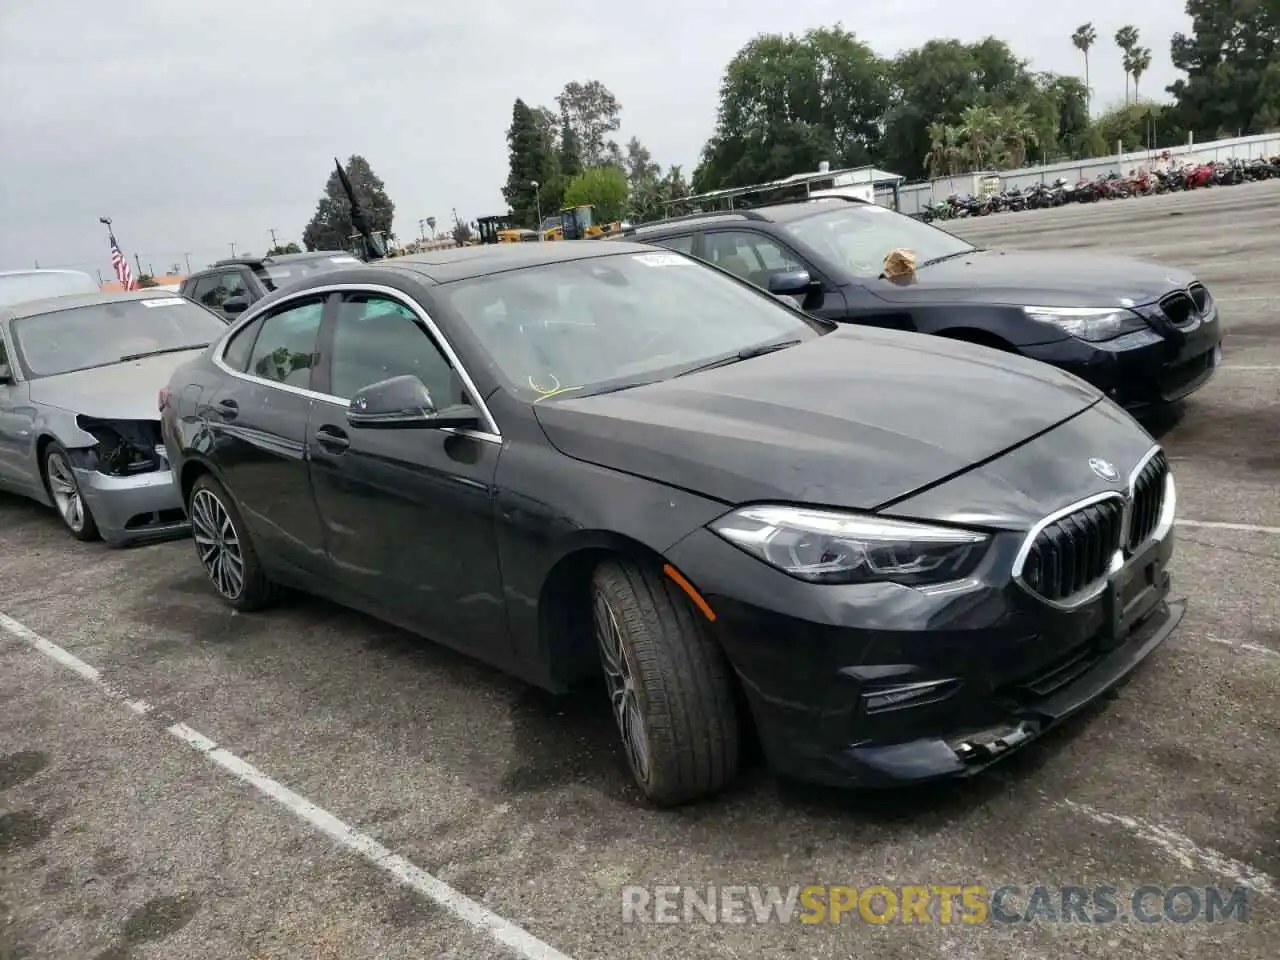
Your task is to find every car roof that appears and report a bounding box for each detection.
[364,240,661,284]
[625,197,873,238]
[0,268,96,279]
[1,288,187,322]
[195,251,352,273]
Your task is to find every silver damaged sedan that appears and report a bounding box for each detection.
[0,290,228,544]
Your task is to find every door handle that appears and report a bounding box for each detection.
[315,425,350,453]
[213,398,238,419]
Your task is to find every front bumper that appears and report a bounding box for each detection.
[1022,316,1223,411]
[664,516,1179,789]
[72,466,188,546]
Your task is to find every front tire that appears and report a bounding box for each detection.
[189,474,277,611]
[592,559,740,806]
[43,443,99,542]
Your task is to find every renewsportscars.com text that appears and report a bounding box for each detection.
[621,884,1251,925]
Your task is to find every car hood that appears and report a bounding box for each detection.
[870,249,1195,308]
[28,350,206,421]
[533,327,1101,510]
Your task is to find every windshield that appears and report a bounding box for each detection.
[0,271,99,307]
[11,297,228,378]
[254,254,361,292]
[782,205,975,278]
[437,251,826,400]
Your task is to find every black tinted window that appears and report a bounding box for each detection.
[247,299,323,388]
[701,231,803,287]
[330,294,456,405]
[221,316,264,372]
[193,272,250,309]
[650,235,694,254]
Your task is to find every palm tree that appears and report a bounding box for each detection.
[925,122,963,176]
[958,105,1002,171]
[1071,23,1097,116]
[1127,46,1153,100]
[1114,25,1140,104]
[997,105,1037,169]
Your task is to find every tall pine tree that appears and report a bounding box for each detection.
[502,99,559,228]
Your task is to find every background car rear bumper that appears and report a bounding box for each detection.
[664,522,1178,789]
[73,466,189,546]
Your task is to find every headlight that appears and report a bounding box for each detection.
[709,505,989,586]
[1022,306,1149,342]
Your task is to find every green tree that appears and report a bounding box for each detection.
[267,242,301,255]
[136,274,158,288]
[502,99,559,228]
[563,166,629,223]
[556,80,622,167]
[1093,102,1175,153]
[624,136,661,191]
[1071,23,1098,115]
[1114,25,1140,103]
[558,111,582,179]
[1168,0,1280,138]
[301,156,395,252]
[694,25,889,191]
[452,221,474,245]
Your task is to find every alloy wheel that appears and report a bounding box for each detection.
[594,593,650,784]
[46,452,86,533]
[191,488,245,600]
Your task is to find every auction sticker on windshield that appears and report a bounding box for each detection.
[141,298,186,307]
[633,253,693,267]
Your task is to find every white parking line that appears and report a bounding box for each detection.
[1218,365,1280,371]
[1059,800,1275,896]
[0,611,576,960]
[1178,519,1280,535]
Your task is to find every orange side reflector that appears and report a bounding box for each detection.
[663,564,717,622]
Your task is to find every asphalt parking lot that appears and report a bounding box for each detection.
[3,181,1277,960]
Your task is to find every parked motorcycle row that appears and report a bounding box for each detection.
[915,155,1280,221]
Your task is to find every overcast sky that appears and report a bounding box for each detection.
[0,1,1192,278]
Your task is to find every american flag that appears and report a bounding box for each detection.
[109,235,136,290]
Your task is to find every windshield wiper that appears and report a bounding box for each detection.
[119,343,210,362]
[915,250,978,269]
[675,338,803,378]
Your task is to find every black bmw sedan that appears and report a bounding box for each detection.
[160,241,1182,806]
[624,198,1224,413]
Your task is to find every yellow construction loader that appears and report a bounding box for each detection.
[475,215,538,244]
[542,205,623,241]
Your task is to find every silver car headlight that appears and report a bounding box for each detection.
[709,505,989,586]
[1023,306,1149,342]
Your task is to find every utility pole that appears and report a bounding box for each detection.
[97,269,104,285]
[269,228,278,250]
[134,253,144,278]
[183,252,192,273]
[418,219,426,241]
[229,242,237,258]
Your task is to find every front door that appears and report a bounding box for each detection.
[202,294,330,576]
[697,229,849,318]
[306,290,508,660]
[0,330,37,493]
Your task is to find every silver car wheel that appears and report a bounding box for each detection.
[594,593,650,784]
[190,488,245,600]
[46,451,86,533]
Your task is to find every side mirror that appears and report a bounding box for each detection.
[346,374,480,430]
[222,296,249,315]
[767,269,814,297]
[0,363,11,384]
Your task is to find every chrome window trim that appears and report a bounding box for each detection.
[1011,491,1127,611]
[211,282,503,445]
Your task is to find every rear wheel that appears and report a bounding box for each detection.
[43,443,99,542]
[189,473,277,611]
[591,559,740,806]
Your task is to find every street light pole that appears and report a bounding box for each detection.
[530,180,542,240]
[269,228,278,250]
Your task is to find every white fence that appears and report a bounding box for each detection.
[878,132,1280,215]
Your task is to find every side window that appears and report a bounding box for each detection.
[329,294,457,407]
[221,271,251,301]
[650,235,694,254]
[246,299,324,388]
[702,231,803,288]
[191,274,226,309]
[220,316,265,372]
[0,331,8,367]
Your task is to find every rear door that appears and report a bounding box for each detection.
[0,324,37,493]
[203,293,332,575]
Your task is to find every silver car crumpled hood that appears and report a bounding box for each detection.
[26,350,207,422]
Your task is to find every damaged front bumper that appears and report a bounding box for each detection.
[71,463,188,546]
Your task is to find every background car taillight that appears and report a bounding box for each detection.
[75,416,165,476]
